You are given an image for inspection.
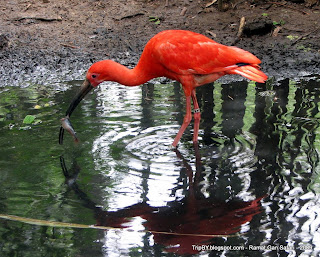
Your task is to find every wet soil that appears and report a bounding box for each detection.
[0,0,320,85]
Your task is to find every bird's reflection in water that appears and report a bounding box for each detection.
[60,147,264,255]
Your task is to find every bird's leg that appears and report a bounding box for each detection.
[172,95,192,148]
[191,90,201,146]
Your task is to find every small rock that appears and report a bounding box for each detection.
[243,17,274,36]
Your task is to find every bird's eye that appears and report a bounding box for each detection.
[91,74,97,78]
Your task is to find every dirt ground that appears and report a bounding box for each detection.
[0,0,320,85]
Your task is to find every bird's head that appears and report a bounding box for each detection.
[64,60,113,117]
[85,60,115,87]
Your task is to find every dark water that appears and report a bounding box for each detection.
[0,77,320,256]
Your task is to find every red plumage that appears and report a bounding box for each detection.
[151,30,260,74]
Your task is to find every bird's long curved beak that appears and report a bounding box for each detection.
[59,79,94,145]
[65,79,94,117]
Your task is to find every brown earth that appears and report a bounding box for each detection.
[0,0,320,85]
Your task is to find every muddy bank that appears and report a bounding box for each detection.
[0,0,319,86]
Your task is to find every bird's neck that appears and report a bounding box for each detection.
[108,61,154,87]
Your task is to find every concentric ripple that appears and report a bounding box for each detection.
[125,125,180,163]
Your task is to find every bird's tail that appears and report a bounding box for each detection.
[227,64,268,83]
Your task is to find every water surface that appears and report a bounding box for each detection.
[0,76,320,256]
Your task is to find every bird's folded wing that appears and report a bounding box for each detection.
[155,39,261,75]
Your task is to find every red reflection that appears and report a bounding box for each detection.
[94,195,263,254]
[60,146,264,255]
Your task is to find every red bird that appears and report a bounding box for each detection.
[60,30,267,147]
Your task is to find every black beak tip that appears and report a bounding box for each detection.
[59,126,65,145]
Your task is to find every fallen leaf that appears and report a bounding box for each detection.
[23,115,36,124]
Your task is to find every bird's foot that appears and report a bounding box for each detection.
[169,143,178,150]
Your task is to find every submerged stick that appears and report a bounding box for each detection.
[0,213,240,238]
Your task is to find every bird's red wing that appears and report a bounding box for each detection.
[154,41,227,75]
[152,31,261,75]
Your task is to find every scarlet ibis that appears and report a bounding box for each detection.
[60,30,267,147]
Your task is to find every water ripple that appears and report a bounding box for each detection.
[125,125,180,163]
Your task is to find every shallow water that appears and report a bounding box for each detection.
[0,76,320,256]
